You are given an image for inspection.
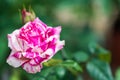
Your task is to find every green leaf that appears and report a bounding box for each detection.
[89,43,111,63]
[55,66,66,78]
[60,60,82,72]
[86,59,113,80]
[89,43,108,54]
[33,77,45,80]
[39,67,53,78]
[47,75,57,80]
[25,67,54,80]
[97,53,111,63]
[115,67,120,80]
[43,59,62,67]
[74,51,89,62]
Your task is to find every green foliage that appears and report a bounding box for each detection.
[86,59,113,80]
[89,43,111,63]
[86,43,113,80]
[115,68,120,80]
[55,66,66,78]
[59,60,82,75]
[73,51,89,62]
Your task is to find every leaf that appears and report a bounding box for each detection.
[115,67,120,80]
[74,51,89,62]
[25,67,54,80]
[39,67,53,78]
[43,59,62,67]
[55,66,66,78]
[89,43,111,63]
[47,75,57,80]
[33,77,45,80]
[86,59,113,80]
[97,53,111,63]
[60,60,82,72]
[89,43,108,54]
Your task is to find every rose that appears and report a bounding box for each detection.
[7,18,65,73]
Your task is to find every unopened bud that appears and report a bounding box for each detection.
[21,8,36,24]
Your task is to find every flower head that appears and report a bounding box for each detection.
[7,18,65,73]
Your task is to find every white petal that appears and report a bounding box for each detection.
[8,30,22,51]
[32,46,43,53]
[44,48,54,55]
[7,51,26,67]
[40,48,54,62]
[55,40,65,53]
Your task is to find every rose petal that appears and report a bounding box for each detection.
[29,56,45,66]
[22,51,39,59]
[54,26,61,35]
[46,26,61,38]
[22,62,42,73]
[13,52,22,58]
[33,18,47,32]
[8,30,22,51]
[55,40,65,53]
[34,18,47,28]
[7,51,26,67]
[41,48,54,62]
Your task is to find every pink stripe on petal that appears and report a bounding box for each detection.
[22,62,42,73]
[13,52,22,58]
[22,50,40,59]
[46,26,61,37]
[29,56,45,66]
[22,52,35,59]
[47,38,56,52]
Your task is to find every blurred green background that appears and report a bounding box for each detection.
[1,0,120,80]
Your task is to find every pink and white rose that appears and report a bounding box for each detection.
[7,18,65,73]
